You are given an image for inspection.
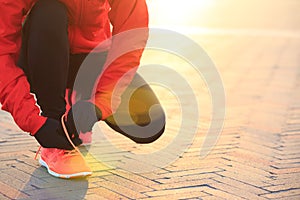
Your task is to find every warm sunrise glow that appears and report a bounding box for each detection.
[147,0,213,27]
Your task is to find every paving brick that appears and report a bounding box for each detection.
[111,170,160,186]
[218,156,273,176]
[216,171,271,188]
[0,151,25,160]
[264,183,300,193]
[276,194,300,200]
[270,162,300,169]
[160,167,224,176]
[96,180,148,199]
[144,186,210,198]
[23,187,88,200]
[150,178,217,191]
[0,193,11,200]
[260,188,300,199]
[141,191,210,200]
[0,159,19,170]
[267,172,300,182]
[102,175,152,192]
[0,181,29,199]
[84,193,108,200]
[269,167,300,175]
[203,188,245,200]
[89,187,128,199]
[221,154,274,173]
[165,165,223,173]
[0,172,36,192]
[155,173,220,184]
[208,182,268,200]
[2,166,31,181]
[212,176,270,195]
[40,176,89,190]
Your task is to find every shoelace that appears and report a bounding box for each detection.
[34,114,84,160]
[61,149,78,158]
[34,146,41,160]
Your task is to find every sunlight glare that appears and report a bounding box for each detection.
[147,0,212,27]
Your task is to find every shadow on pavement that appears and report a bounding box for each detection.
[18,166,89,200]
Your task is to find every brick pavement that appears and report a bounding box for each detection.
[1,0,300,199]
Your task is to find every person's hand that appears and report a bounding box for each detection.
[34,118,74,150]
[65,101,102,139]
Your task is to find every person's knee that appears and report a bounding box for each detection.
[132,108,166,144]
[105,107,166,144]
[139,120,166,144]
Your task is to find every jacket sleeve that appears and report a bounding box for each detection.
[94,0,149,119]
[0,0,47,134]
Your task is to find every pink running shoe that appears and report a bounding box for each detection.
[36,114,92,179]
[39,147,92,179]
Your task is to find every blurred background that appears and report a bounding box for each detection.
[147,0,300,32]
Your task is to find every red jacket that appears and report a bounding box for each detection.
[0,0,149,134]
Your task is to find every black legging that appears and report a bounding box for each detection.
[18,0,165,143]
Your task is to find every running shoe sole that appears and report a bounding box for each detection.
[39,157,92,179]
